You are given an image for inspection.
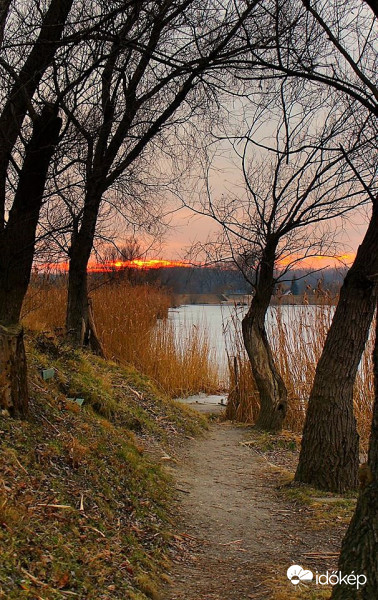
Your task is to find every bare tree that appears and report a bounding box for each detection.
[184,97,374,432]
[0,0,75,416]
[0,104,62,416]
[0,0,146,415]
[0,0,266,415]
[53,0,264,348]
[235,0,378,490]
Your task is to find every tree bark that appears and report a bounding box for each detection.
[0,324,28,417]
[331,307,378,599]
[295,198,378,493]
[66,237,91,348]
[65,192,104,355]
[0,0,73,228]
[0,104,62,417]
[0,0,11,47]
[0,104,62,324]
[241,240,287,432]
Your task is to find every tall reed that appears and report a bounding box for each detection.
[224,309,260,423]
[22,272,67,330]
[225,302,374,452]
[91,283,220,397]
[22,278,220,398]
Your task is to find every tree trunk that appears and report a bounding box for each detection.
[331,308,378,599]
[0,104,62,324]
[0,0,11,47]
[0,324,28,417]
[66,238,90,347]
[0,0,74,228]
[241,240,287,432]
[295,198,378,493]
[66,195,104,355]
[0,104,62,417]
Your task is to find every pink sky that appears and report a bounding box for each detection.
[158,143,372,266]
[162,206,369,268]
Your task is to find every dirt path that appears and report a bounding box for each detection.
[165,422,343,600]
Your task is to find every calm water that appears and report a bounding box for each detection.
[168,304,245,370]
[168,304,334,377]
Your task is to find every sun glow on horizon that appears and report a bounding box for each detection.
[38,258,195,272]
[38,253,356,273]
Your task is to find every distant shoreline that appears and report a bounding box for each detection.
[172,293,336,307]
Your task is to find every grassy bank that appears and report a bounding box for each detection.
[0,332,206,599]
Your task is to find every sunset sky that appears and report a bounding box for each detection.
[154,139,372,269]
[161,204,369,269]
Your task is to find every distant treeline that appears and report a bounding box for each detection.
[38,264,348,297]
[277,267,348,296]
[117,265,348,296]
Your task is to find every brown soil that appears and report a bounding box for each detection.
[165,422,348,600]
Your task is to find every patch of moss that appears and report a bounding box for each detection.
[245,430,300,452]
[279,481,356,528]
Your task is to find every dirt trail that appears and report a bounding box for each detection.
[165,422,342,600]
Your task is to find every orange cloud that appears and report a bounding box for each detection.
[278,253,356,269]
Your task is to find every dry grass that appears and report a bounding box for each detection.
[22,276,220,398]
[225,302,374,452]
[91,282,220,398]
[225,310,259,423]
[21,276,374,446]
[22,273,67,330]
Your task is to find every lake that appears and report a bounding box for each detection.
[168,303,335,379]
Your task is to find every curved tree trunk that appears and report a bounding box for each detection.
[0,105,62,417]
[241,240,287,432]
[295,198,378,492]
[331,306,378,599]
[66,195,105,355]
[0,0,74,227]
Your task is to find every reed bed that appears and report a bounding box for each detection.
[22,278,220,398]
[22,274,67,330]
[225,303,374,452]
[91,283,220,397]
[225,310,260,423]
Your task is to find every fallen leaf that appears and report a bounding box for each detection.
[57,572,70,589]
